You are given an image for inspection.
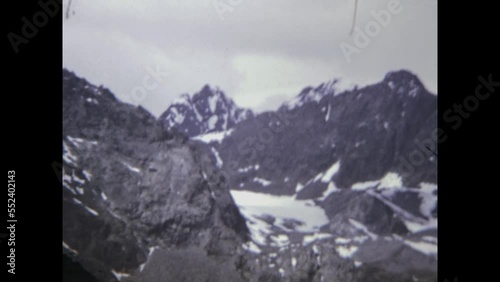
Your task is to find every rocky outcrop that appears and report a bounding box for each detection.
[62,69,248,281]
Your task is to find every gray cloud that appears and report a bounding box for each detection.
[63,0,436,116]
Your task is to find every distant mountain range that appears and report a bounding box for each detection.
[194,70,437,195]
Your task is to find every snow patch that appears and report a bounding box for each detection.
[84,206,99,216]
[189,105,202,122]
[311,172,324,182]
[404,218,437,233]
[335,237,351,244]
[63,241,79,255]
[63,183,77,195]
[271,234,290,247]
[207,115,218,130]
[238,166,253,173]
[192,129,234,144]
[67,136,98,147]
[349,219,378,240]
[230,190,330,243]
[82,170,92,181]
[295,183,304,193]
[122,162,141,174]
[351,180,380,190]
[321,161,341,183]
[63,171,72,183]
[211,147,223,168]
[72,171,86,185]
[404,240,437,256]
[419,182,437,193]
[85,97,99,104]
[63,141,78,166]
[319,182,340,200]
[148,246,158,257]
[409,87,419,97]
[76,187,84,195]
[254,177,271,187]
[169,107,185,124]
[242,241,262,254]
[208,95,218,113]
[111,270,130,281]
[336,245,358,258]
[303,233,333,245]
[419,188,437,218]
[171,97,189,107]
[378,172,403,189]
[422,236,437,244]
[353,236,369,243]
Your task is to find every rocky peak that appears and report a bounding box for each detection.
[159,85,253,137]
[383,69,427,98]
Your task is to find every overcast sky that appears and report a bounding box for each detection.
[63,0,437,117]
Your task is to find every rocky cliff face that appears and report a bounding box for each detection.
[62,69,248,281]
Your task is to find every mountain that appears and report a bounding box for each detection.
[62,69,249,281]
[159,85,253,137]
[192,69,437,281]
[205,70,437,197]
[63,68,437,282]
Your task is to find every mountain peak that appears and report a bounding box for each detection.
[285,78,358,109]
[383,69,419,82]
[199,84,217,96]
[159,86,253,137]
[383,70,426,96]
